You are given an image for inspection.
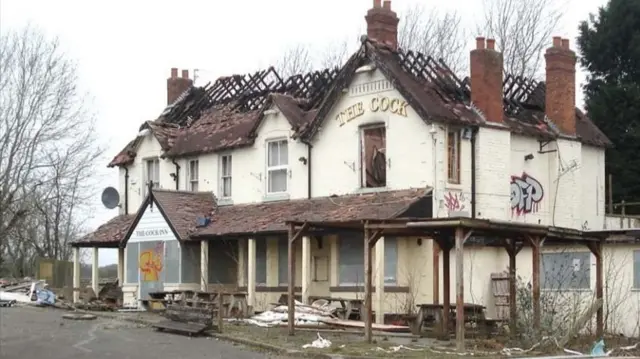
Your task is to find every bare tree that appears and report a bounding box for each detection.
[275,44,316,79]
[398,4,468,74]
[478,0,566,78]
[0,26,103,273]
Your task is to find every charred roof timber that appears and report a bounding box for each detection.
[158,67,340,127]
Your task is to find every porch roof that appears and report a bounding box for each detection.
[72,214,135,247]
[192,188,433,238]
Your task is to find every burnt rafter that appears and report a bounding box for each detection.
[158,66,340,126]
[394,47,546,118]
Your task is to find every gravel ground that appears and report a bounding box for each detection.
[0,305,286,359]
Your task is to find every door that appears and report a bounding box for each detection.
[138,241,165,300]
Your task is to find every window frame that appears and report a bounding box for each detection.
[338,237,364,287]
[541,251,591,290]
[384,237,398,286]
[359,124,387,189]
[266,139,289,194]
[188,159,199,192]
[143,157,160,197]
[447,128,461,184]
[219,154,232,198]
[277,237,288,286]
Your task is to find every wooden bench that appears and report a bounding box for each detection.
[152,296,223,337]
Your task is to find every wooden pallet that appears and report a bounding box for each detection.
[152,320,209,337]
[152,303,220,337]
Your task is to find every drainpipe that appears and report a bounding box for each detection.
[124,166,129,215]
[171,158,180,190]
[470,127,479,219]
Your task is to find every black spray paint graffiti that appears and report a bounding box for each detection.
[510,173,544,216]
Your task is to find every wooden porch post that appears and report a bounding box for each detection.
[91,247,99,296]
[117,247,125,286]
[527,235,542,331]
[363,225,383,343]
[247,238,256,307]
[588,239,604,337]
[433,240,440,305]
[73,246,81,304]
[287,223,309,336]
[441,238,451,340]
[200,240,209,292]
[505,239,519,334]
[454,227,465,352]
[301,236,311,304]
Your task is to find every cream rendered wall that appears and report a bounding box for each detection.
[474,127,511,219]
[309,69,437,198]
[581,145,606,230]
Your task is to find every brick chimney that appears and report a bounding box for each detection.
[545,36,577,135]
[470,37,504,123]
[365,0,399,49]
[167,68,193,105]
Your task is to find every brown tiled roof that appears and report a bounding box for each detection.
[110,36,610,167]
[72,214,135,246]
[152,189,216,239]
[164,106,259,157]
[193,188,432,238]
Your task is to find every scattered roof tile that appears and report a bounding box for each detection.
[194,188,432,238]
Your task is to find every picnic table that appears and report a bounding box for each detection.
[412,303,498,336]
[148,290,249,317]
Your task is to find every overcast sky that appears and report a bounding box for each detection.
[1,0,608,266]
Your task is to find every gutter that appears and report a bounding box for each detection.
[124,166,130,215]
[171,158,181,190]
[470,127,479,219]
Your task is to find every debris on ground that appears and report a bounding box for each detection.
[62,313,97,320]
[0,299,17,307]
[302,333,332,349]
[231,300,409,333]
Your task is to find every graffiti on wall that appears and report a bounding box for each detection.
[444,191,467,213]
[139,242,164,281]
[510,173,544,216]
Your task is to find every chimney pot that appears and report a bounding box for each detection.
[552,36,562,47]
[373,0,381,8]
[383,0,391,10]
[182,69,189,79]
[366,0,399,49]
[561,38,570,49]
[486,38,496,50]
[470,35,503,123]
[167,68,194,105]
[171,68,178,78]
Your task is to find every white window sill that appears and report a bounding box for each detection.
[263,193,290,202]
[354,186,389,194]
[446,182,464,190]
[628,288,640,292]
[217,198,234,206]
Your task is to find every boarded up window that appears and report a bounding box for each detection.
[243,240,267,286]
[164,240,181,283]
[339,235,364,286]
[542,252,590,289]
[181,241,201,283]
[360,126,386,188]
[447,129,461,183]
[209,240,238,284]
[126,244,139,284]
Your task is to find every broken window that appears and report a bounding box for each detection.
[360,125,386,188]
[447,129,461,184]
[143,158,160,197]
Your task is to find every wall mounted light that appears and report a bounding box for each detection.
[417,238,423,246]
[524,153,534,161]
[298,156,308,165]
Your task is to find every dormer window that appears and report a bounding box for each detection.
[267,139,288,194]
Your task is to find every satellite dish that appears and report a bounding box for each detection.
[101,187,120,209]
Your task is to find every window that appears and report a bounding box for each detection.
[244,240,267,286]
[360,125,386,188]
[542,252,591,290]
[384,237,398,285]
[164,240,180,283]
[209,240,238,284]
[188,159,199,192]
[144,158,160,197]
[220,155,232,198]
[339,236,364,286]
[125,244,139,284]
[267,140,288,193]
[447,129,461,184]
[278,237,288,286]
[633,251,640,288]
